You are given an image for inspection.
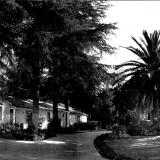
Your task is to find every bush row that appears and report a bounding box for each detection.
[0,121,99,141]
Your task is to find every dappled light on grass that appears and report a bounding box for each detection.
[130,142,160,148]
[42,140,66,144]
[131,142,151,147]
[15,141,35,144]
[104,135,160,160]
[15,140,66,144]
[135,136,160,142]
[129,136,160,148]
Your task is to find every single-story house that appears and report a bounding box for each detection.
[0,96,88,129]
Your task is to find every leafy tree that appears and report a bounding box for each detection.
[43,0,116,126]
[0,0,68,130]
[0,0,116,131]
[0,1,25,95]
[13,0,74,130]
[91,88,114,128]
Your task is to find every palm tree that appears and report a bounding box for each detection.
[116,30,160,122]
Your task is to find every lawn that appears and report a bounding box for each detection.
[104,136,160,160]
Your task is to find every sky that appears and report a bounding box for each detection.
[100,1,160,65]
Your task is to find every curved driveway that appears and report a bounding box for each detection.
[0,131,109,160]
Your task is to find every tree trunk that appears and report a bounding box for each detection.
[64,96,69,128]
[53,92,58,120]
[52,91,61,133]
[31,51,40,133]
[32,88,39,132]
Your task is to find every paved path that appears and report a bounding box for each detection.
[0,131,109,160]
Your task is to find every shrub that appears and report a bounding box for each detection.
[45,118,61,138]
[22,123,36,140]
[116,110,149,136]
[119,110,140,127]
[73,122,96,130]
[121,111,149,136]
[127,124,147,136]
[33,132,45,141]
[59,126,77,134]
[0,123,23,139]
[112,125,129,138]
[25,123,36,134]
[0,122,46,141]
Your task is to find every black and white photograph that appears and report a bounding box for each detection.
[0,0,159,160]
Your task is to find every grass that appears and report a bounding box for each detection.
[94,133,135,160]
[94,133,160,160]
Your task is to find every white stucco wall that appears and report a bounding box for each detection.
[39,109,47,120]
[58,111,70,127]
[69,114,77,125]
[39,109,70,128]
[15,108,28,128]
[39,109,50,129]
[1,100,88,129]
[3,101,10,123]
[69,114,87,125]
[80,115,87,123]
[58,111,65,127]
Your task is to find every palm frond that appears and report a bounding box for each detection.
[131,36,149,58]
[116,60,146,70]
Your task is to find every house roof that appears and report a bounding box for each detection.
[7,96,87,116]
